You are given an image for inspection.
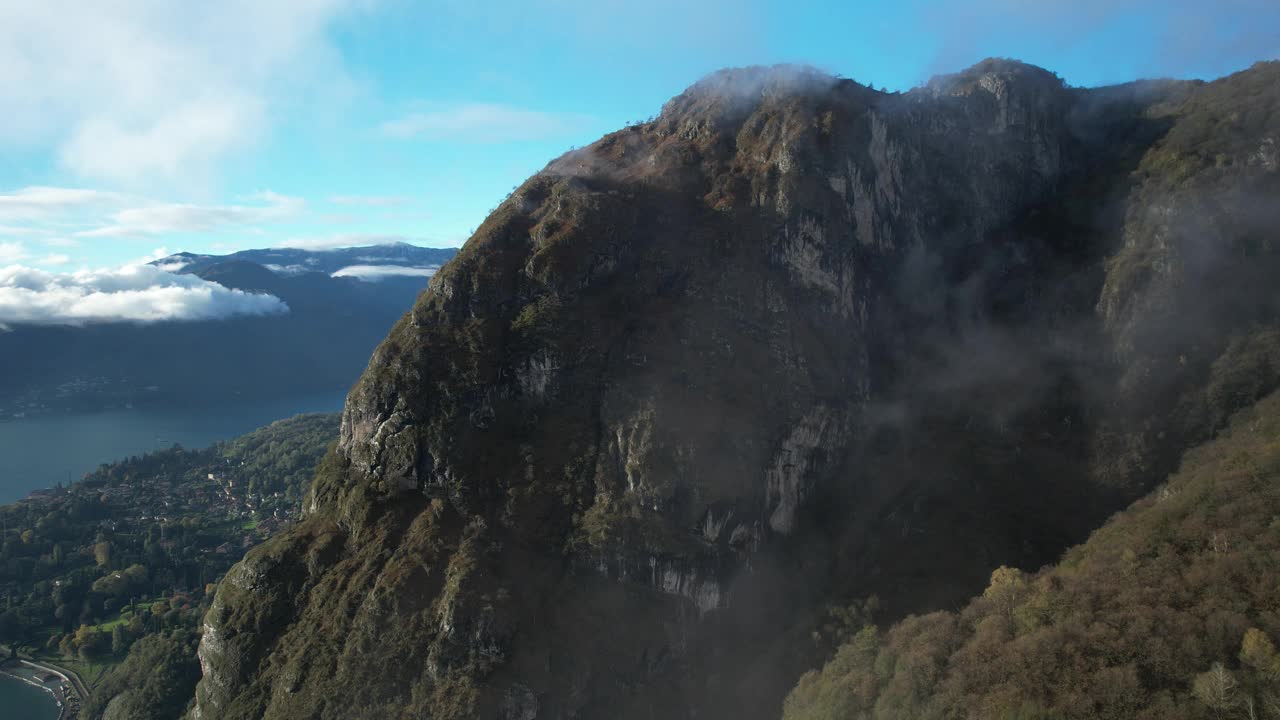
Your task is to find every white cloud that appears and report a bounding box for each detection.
[0,242,26,263]
[133,247,175,266]
[79,192,304,237]
[0,186,306,242]
[60,98,261,186]
[0,0,362,186]
[0,187,127,222]
[329,194,415,207]
[379,103,594,143]
[0,263,287,326]
[275,233,414,250]
[264,264,312,276]
[0,241,75,267]
[331,264,438,281]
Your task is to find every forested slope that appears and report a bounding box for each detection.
[785,389,1280,720]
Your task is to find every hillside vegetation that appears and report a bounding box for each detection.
[0,413,337,719]
[785,390,1280,720]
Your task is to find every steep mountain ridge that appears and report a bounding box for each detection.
[192,59,1280,719]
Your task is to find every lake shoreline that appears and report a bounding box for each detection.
[1,655,92,719]
[0,662,66,719]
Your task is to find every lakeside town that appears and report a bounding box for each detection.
[0,413,338,718]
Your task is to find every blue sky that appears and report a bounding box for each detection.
[0,0,1276,274]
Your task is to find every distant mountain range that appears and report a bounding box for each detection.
[0,243,457,414]
[156,242,456,278]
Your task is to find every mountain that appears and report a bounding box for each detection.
[157,241,455,278]
[783,388,1280,720]
[0,244,457,412]
[191,59,1280,720]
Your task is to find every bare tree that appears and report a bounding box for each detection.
[1193,663,1238,719]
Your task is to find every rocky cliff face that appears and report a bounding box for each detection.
[191,59,1280,720]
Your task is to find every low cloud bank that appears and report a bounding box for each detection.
[331,264,438,281]
[264,263,312,276]
[0,264,288,326]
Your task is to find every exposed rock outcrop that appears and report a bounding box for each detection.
[192,59,1280,720]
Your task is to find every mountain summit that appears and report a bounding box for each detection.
[191,60,1280,720]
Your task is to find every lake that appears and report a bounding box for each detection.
[0,673,59,720]
[0,391,348,504]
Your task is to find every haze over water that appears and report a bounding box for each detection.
[0,391,346,504]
